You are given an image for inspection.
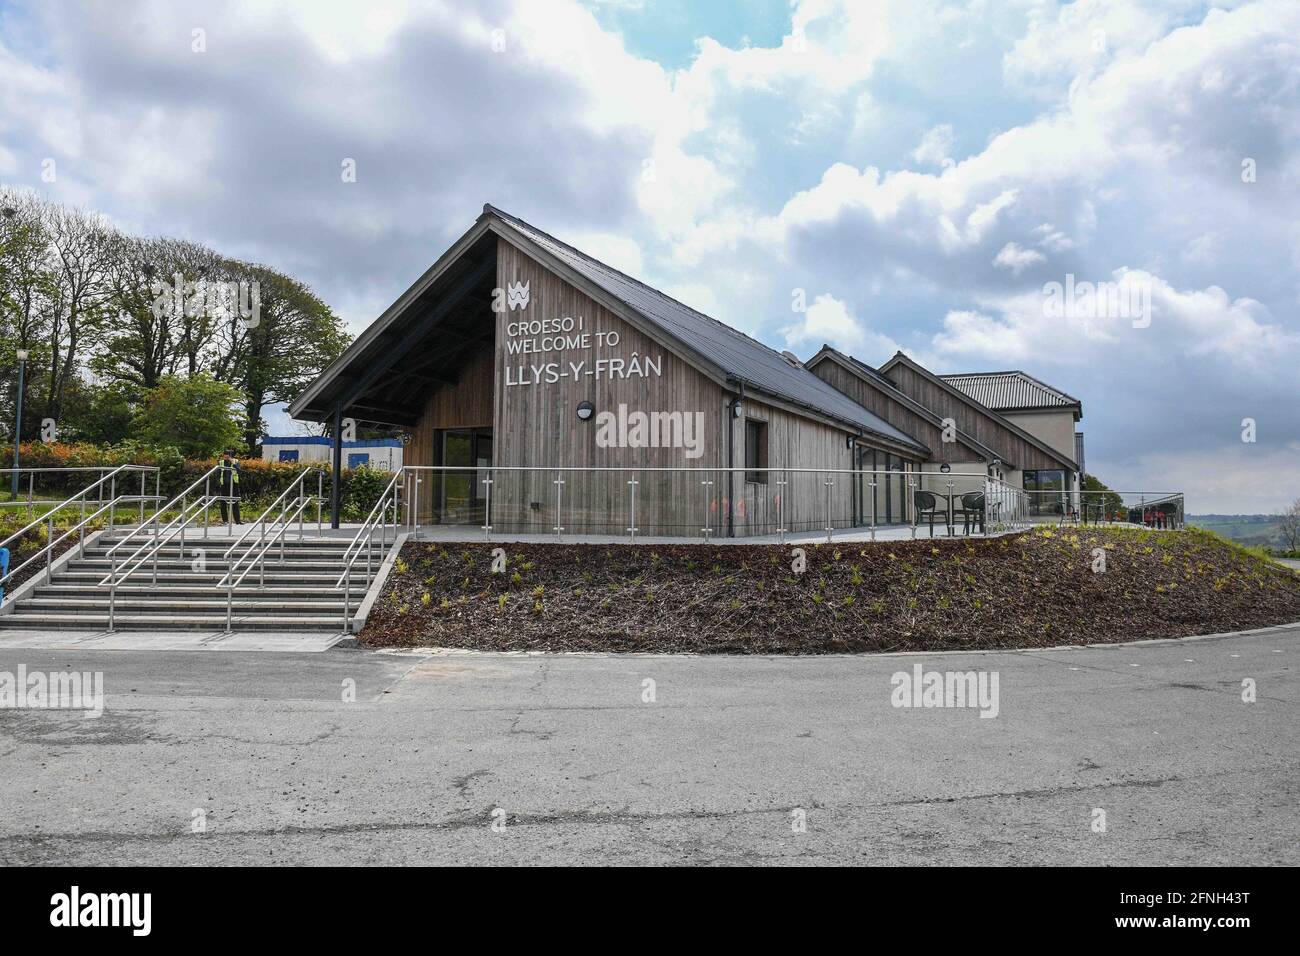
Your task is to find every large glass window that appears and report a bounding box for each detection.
[1025,469,1066,517]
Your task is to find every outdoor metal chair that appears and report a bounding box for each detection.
[913,489,950,538]
[957,492,985,535]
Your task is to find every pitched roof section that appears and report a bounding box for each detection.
[879,352,1079,472]
[804,345,1005,464]
[939,370,1081,416]
[486,205,927,454]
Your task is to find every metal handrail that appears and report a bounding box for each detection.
[0,490,160,595]
[217,489,314,589]
[339,469,403,568]
[208,469,323,632]
[335,471,403,632]
[336,472,402,586]
[103,464,225,559]
[0,464,158,552]
[96,495,221,630]
[220,468,322,559]
[99,495,219,588]
[217,495,316,631]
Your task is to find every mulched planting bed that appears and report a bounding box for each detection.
[359,527,1300,654]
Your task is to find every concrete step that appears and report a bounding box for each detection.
[95,536,359,549]
[55,570,349,584]
[33,584,342,599]
[0,613,342,631]
[69,558,351,572]
[16,598,345,614]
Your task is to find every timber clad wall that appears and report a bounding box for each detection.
[734,397,858,535]
[494,237,728,535]
[405,343,494,514]
[403,237,930,535]
[884,362,1065,471]
[809,358,980,464]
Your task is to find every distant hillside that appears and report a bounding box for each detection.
[1188,514,1286,549]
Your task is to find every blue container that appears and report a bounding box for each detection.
[0,547,8,605]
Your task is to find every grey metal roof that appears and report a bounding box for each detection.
[939,370,1080,411]
[487,205,927,453]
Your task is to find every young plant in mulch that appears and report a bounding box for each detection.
[360,527,1300,654]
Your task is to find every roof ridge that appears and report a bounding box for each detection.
[940,367,1080,405]
[483,204,793,363]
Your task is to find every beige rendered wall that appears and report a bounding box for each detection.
[1001,410,1077,462]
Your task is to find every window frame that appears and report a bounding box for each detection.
[744,418,768,484]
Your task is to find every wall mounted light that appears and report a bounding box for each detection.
[939,463,951,473]
[576,401,595,421]
[731,400,743,419]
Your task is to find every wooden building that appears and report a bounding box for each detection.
[290,205,1082,534]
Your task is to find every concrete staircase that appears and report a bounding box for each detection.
[0,531,357,632]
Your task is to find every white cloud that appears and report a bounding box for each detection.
[781,293,901,359]
[932,269,1297,367]
[992,241,1046,274]
[911,123,955,169]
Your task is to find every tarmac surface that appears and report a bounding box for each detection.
[0,624,1295,865]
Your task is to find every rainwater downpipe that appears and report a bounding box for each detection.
[726,380,746,538]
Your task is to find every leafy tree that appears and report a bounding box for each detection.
[208,263,350,453]
[90,234,175,390]
[72,381,138,445]
[132,374,246,458]
[1,190,58,443]
[1081,474,1125,517]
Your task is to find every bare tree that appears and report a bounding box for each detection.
[43,203,114,423]
[1278,498,1300,554]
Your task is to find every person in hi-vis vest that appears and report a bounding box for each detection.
[218,450,243,525]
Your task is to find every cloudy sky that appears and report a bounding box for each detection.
[2,0,1296,511]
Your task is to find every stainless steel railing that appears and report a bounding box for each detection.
[0,464,162,593]
[97,464,230,629]
[215,469,324,631]
[334,470,403,632]
[393,465,1035,543]
[1,466,161,523]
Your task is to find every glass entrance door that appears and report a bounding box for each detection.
[440,429,492,524]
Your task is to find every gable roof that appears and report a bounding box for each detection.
[879,352,1079,471]
[805,345,1005,465]
[486,206,927,454]
[939,370,1082,418]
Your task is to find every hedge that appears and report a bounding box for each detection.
[7,442,392,521]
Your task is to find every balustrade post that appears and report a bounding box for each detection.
[553,472,565,538]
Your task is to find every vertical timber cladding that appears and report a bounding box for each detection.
[494,237,727,535]
[734,397,856,536]
[407,345,494,516]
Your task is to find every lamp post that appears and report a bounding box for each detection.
[12,348,27,499]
